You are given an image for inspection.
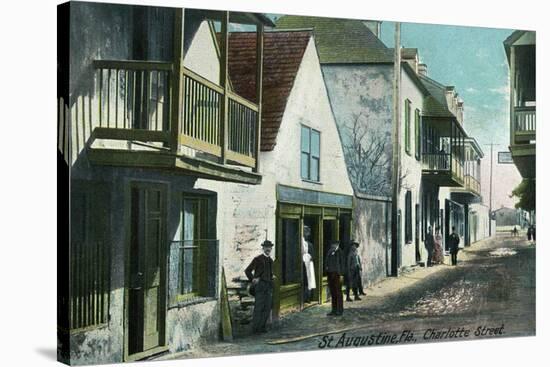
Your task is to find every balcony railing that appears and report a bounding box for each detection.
[464,174,481,195]
[92,60,258,168]
[513,106,536,144]
[422,152,464,184]
[92,60,173,144]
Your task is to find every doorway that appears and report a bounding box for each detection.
[303,216,320,307]
[322,219,338,303]
[126,183,167,359]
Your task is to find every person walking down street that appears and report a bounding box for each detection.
[532,225,536,242]
[346,242,363,301]
[425,226,434,267]
[527,225,532,241]
[449,227,461,266]
[245,240,275,334]
[325,240,344,316]
[432,226,444,264]
[512,226,518,237]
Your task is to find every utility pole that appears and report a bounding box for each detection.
[489,142,494,236]
[391,22,401,277]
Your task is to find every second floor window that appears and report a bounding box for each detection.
[301,125,321,182]
[405,99,412,155]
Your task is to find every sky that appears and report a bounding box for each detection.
[381,21,523,209]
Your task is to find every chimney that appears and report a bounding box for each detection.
[445,86,455,113]
[401,48,418,74]
[418,63,428,76]
[457,100,464,124]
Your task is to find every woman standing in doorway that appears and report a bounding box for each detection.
[432,226,444,264]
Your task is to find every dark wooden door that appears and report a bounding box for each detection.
[128,184,166,356]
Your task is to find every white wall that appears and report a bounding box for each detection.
[183,21,220,84]
[469,203,491,244]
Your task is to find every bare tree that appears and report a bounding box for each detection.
[342,113,392,195]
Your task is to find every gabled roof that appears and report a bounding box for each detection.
[503,30,535,62]
[225,30,312,151]
[422,95,455,119]
[275,15,393,64]
[419,74,456,118]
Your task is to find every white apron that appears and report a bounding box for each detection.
[302,238,316,290]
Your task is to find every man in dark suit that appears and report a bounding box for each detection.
[325,240,344,316]
[245,240,275,333]
[449,226,460,266]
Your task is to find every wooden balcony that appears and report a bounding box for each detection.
[509,106,536,179]
[86,60,261,184]
[422,153,464,187]
[513,106,536,144]
[465,175,480,196]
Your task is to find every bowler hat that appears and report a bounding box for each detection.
[351,241,360,247]
[261,240,274,248]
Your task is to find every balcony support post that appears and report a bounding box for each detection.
[170,8,184,153]
[219,11,230,165]
[254,24,264,173]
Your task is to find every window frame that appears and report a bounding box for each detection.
[300,124,321,182]
[177,195,211,301]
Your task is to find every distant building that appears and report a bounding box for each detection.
[494,207,524,227]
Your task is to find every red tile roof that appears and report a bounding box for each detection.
[225,30,312,151]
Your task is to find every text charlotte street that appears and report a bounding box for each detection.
[318,324,505,349]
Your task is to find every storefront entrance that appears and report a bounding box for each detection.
[273,185,353,318]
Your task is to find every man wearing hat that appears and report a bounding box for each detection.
[324,240,344,316]
[245,240,275,333]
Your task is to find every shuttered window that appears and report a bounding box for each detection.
[70,183,111,330]
[415,108,421,160]
[405,100,412,155]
